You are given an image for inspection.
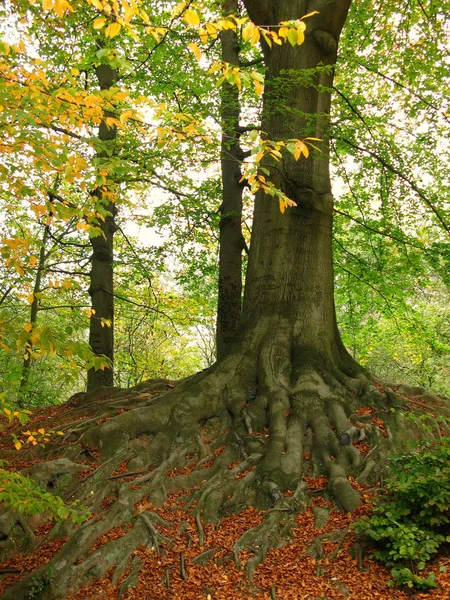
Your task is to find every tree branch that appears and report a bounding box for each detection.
[336,137,450,235]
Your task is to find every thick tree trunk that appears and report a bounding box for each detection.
[242,0,356,374]
[86,61,118,391]
[216,0,246,359]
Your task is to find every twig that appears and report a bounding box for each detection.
[108,469,147,480]
[195,512,205,547]
[180,552,187,581]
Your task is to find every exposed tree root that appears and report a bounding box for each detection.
[0,335,449,598]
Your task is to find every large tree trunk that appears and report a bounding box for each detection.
[242,0,355,374]
[86,61,118,392]
[216,0,246,359]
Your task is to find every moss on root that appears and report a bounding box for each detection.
[0,345,448,599]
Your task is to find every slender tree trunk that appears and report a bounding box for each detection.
[86,60,118,391]
[19,221,49,401]
[216,0,246,358]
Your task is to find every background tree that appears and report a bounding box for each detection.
[216,0,246,357]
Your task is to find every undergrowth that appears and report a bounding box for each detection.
[0,467,89,525]
[354,429,450,591]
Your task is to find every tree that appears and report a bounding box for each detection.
[216,0,246,358]
[1,0,449,597]
[86,55,119,391]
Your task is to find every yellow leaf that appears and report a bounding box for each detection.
[38,428,45,435]
[54,0,73,17]
[105,116,120,128]
[251,26,260,45]
[29,256,37,266]
[172,1,187,17]
[14,440,22,450]
[278,26,289,39]
[93,17,107,30]
[119,109,133,123]
[56,431,64,435]
[279,197,297,213]
[188,42,202,61]
[27,294,34,304]
[114,90,128,101]
[24,322,33,332]
[242,22,254,42]
[105,22,121,38]
[294,141,304,160]
[205,22,218,38]
[76,222,90,232]
[4,408,11,416]
[183,9,200,27]
[198,26,208,44]
[296,27,305,45]
[302,10,319,19]
[288,28,297,47]
[254,80,263,96]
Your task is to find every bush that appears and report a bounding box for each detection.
[353,435,450,590]
[0,468,89,525]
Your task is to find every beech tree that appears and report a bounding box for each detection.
[86,55,119,391]
[0,0,449,597]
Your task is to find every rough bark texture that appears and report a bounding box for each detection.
[87,61,118,392]
[242,0,354,371]
[216,0,246,359]
[2,2,450,598]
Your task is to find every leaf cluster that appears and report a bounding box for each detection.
[0,468,89,525]
[353,434,450,589]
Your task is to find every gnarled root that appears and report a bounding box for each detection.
[0,324,449,598]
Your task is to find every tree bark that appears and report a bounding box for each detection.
[216,0,246,359]
[86,60,118,391]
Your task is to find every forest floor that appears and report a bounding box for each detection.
[0,388,449,600]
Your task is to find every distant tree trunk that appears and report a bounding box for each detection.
[18,220,49,403]
[86,59,118,391]
[216,0,246,359]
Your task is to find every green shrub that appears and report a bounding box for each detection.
[0,468,89,524]
[353,436,450,590]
